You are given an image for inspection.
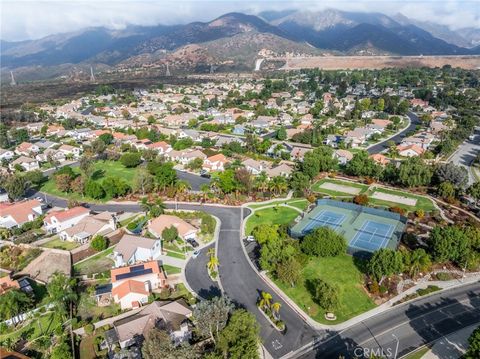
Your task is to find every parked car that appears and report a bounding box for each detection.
[187,238,199,248]
[200,169,211,178]
[245,235,255,242]
[192,250,200,258]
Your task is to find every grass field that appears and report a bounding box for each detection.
[369,187,435,212]
[163,265,182,275]
[165,251,186,259]
[272,254,376,324]
[311,178,369,196]
[245,206,300,234]
[249,198,309,210]
[41,236,80,250]
[73,247,115,276]
[41,160,137,202]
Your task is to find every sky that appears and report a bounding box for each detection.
[1,0,479,41]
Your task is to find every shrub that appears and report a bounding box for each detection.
[390,206,406,215]
[90,235,108,252]
[300,227,347,257]
[120,152,142,168]
[85,181,105,199]
[435,272,453,281]
[84,324,95,335]
[353,194,369,205]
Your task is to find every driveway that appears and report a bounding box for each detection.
[367,112,420,154]
[448,134,480,186]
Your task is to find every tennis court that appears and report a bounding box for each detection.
[349,220,395,252]
[302,210,346,233]
[290,199,406,256]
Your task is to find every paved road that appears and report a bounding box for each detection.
[175,170,210,191]
[297,282,480,359]
[449,134,480,186]
[29,191,480,359]
[184,242,221,299]
[367,112,420,154]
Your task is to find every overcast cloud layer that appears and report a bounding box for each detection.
[1,0,479,41]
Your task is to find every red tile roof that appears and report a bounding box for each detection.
[44,206,89,224]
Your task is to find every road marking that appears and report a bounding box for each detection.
[220,229,240,232]
[272,339,283,350]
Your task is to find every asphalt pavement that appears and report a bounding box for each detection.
[367,112,420,154]
[448,134,480,186]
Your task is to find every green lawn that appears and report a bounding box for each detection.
[311,178,369,196]
[0,311,61,342]
[248,198,309,210]
[272,254,376,324]
[245,206,300,234]
[73,247,115,276]
[369,187,436,213]
[163,265,182,275]
[41,160,137,202]
[165,251,186,260]
[41,236,80,251]
[288,199,309,211]
[402,347,429,359]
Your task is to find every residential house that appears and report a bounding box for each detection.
[110,261,167,310]
[242,158,270,175]
[104,299,192,349]
[113,234,162,267]
[0,272,33,295]
[232,125,246,136]
[323,135,343,148]
[214,136,244,148]
[334,149,354,165]
[59,212,117,243]
[58,144,82,158]
[397,144,425,157]
[401,132,435,150]
[265,163,293,178]
[290,146,310,161]
[43,206,90,234]
[35,140,57,150]
[370,153,390,166]
[0,199,43,229]
[166,149,207,165]
[15,142,39,156]
[9,156,40,172]
[0,149,14,161]
[148,214,198,241]
[203,154,229,172]
[36,148,66,163]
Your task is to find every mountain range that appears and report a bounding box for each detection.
[1,9,479,77]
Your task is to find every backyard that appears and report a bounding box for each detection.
[41,160,137,202]
[41,236,80,251]
[272,254,376,324]
[73,247,115,276]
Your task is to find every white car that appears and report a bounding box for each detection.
[246,235,255,242]
[192,250,200,258]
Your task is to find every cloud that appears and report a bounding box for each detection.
[1,0,479,41]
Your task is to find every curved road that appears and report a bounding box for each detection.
[31,191,480,358]
[367,112,421,154]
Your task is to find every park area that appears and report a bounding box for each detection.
[41,160,136,202]
[312,178,435,213]
[272,254,376,324]
[245,199,308,234]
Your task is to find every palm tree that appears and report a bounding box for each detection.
[207,247,215,258]
[175,180,191,196]
[139,196,152,214]
[207,256,219,272]
[271,302,282,319]
[273,176,288,195]
[259,291,272,311]
[200,183,210,202]
[47,272,77,321]
[255,172,268,195]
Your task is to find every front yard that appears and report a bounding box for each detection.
[272,254,376,324]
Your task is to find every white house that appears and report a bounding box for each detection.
[0,199,43,229]
[113,234,162,267]
[9,156,40,172]
[202,154,229,172]
[59,212,116,243]
[43,206,90,234]
[58,144,82,158]
[0,149,14,161]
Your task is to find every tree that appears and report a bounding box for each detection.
[276,127,287,140]
[276,257,302,287]
[217,309,260,359]
[367,249,404,282]
[403,248,431,277]
[468,182,480,200]
[79,155,95,178]
[186,158,204,171]
[259,291,272,311]
[140,196,166,217]
[289,171,310,195]
[301,146,336,179]
[193,296,233,345]
[464,325,480,359]
[23,170,44,186]
[55,173,72,193]
[434,163,468,188]
[437,181,455,200]
[147,161,177,190]
[308,279,339,313]
[90,235,108,252]
[102,177,130,198]
[133,169,155,195]
[91,138,106,155]
[251,224,279,245]
[428,225,471,265]
[162,226,178,243]
[142,328,196,359]
[398,157,433,187]
[47,272,77,320]
[120,152,142,168]
[3,174,27,200]
[271,302,282,319]
[99,132,114,145]
[84,180,105,199]
[0,288,32,322]
[301,227,347,257]
[259,235,297,272]
[345,151,381,178]
[70,175,85,194]
[215,169,237,194]
[50,338,73,359]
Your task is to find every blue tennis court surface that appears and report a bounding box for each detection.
[349,220,394,252]
[302,210,346,233]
